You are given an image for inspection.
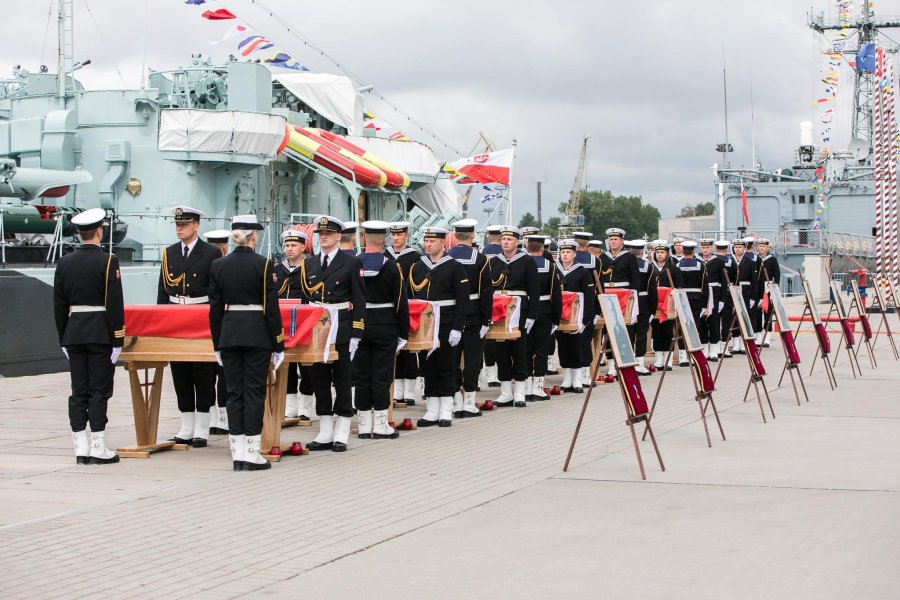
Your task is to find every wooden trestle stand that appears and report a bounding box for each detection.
[564,294,664,480]
[119,307,336,460]
[768,283,809,405]
[869,277,899,360]
[796,278,838,390]
[824,280,863,378]
[848,280,878,368]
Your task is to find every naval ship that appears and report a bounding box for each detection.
[0,1,463,376]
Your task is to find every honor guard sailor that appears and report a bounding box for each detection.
[275,229,315,422]
[157,206,219,448]
[209,215,285,471]
[756,239,780,346]
[204,229,232,436]
[302,216,367,452]
[54,208,124,465]
[715,240,739,358]
[525,234,562,401]
[676,241,711,365]
[702,240,730,360]
[480,224,504,388]
[448,219,493,418]
[353,221,409,440]
[409,227,469,426]
[730,238,758,354]
[598,228,641,380]
[572,231,602,383]
[340,221,359,255]
[386,221,422,405]
[649,240,683,371]
[490,226,540,408]
[628,240,658,375]
[555,240,596,392]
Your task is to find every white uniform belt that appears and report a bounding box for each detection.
[739,282,751,286]
[709,282,721,287]
[69,305,106,313]
[684,288,702,293]
[169,295,209,305]
[638,292,648,296]
[366,302,394,309]
[313,301,351,310]
[432,299,456,307]
[226,304,263,311]
[539,294,552,301]
[606,282,629,288]
[500,290,527,296]
[469,293,480,300]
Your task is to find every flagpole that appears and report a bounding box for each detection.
[507,139,517,226]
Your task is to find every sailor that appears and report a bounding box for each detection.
[490,226,540,407]
[649,240,683,371]
[701,240,730,361]
[598,227,641,380]
[409,227,469,426]
[53,208,124,465]
[572,231,601,383]
[521,226,541,237]
[386,221,422,406]
[628,239,658,375]
[555,240,596,392]
[353,221,408,440]
[481,224,504,388]
[448,218,492,418]
[524,234,562,400]
[543,236,560,375]
[676,241,711,366]
[670,236,685,265]
[275,229,315,422]
[340,221,358,255]
[208,215,284,471]
[756,238,780,346]
[204,229,232,436]
[301,216,367,452]
[587,239,603,258]
[730,238,758,354]
[716,239,739,358]
[157,206,219,448]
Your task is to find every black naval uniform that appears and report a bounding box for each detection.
[275,259,314,402]
[300,249,367,418]
[574,249,601,370]
[734,253,759,338]
[53,245,125,433]
[157,239,219,414]
[386,246,422,386]
[209,247,284,437]
[757,253,781,334]
[676,255,710,346]
[651,260,683,357]
[490,250,541,384]
[718,254,739,343]
[409,253,470,398]
[526,254,562,379]
[481,242,503,374]
[353,253,409,412]
[701,254,727,350]
[600,248,641,361]
[633,256,659,358]
[555,262,596,371]
[448,244,493,394]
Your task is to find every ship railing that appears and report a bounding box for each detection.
[669,229,877,259]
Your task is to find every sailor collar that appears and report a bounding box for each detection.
[359,252,388,277]
[419,253,455,270]
[603,250,627,261]
[494,250,528,265]
[448,244,479,265]
[281,259,301,272]
[387,246,417,259]
[531,254,551,272]
[556,261,583,276]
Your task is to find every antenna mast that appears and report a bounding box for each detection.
[57,0,74,106]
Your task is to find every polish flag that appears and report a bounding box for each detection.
[447,148,514,186]
[740,182,751,226]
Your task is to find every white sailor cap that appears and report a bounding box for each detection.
[281,229,308,244]
[500,226,522,239]
[71,208,107,230]
[732,238,747,247]
[172,206,204,223]
[361,220,390,234]
[588,239,604,248]
[389,221,410,233]
[205,229,231,243]
[572,231,592,241]
[544,236,552,245]
[422,226,449,239]
[453,218,479,233]
[681,240,698,250]
[741,236,755,245]
[699,238,714,246]
[520,226,541,235]
[626,239,647,249]
[486,225,504,235]
[524,234,545,244]
[671,236,685,244]
[606,227,626,238]
[757,238,771,245]
[652,239,670,251]
[714,239,730,248]
[557,239,578,251]
[314,215,345,233]
[342,221,359,234]
[231,214,263,230]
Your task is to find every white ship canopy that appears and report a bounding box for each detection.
[274,73,364,134]
[158,110,287,157]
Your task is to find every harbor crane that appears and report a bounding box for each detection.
[558,135,589,238]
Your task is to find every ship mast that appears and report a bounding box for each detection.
[57,0,74,106]
[808,5,900,157]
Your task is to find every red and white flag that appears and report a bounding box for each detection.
[740,180,751,226]
[446,148,514,186]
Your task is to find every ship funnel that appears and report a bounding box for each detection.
[0,162,92,200]
[800,121,814,147]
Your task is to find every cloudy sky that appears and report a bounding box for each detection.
[4,0,884,219]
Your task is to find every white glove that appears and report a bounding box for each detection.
[479,325,490,339]
[448,330,462,347]
[396,338,407,354]
[629,314,637,325]
[576,322,585,334]
[749,300,756,309]
[525,318,535,333]
[718,302,724,312]
[215,351,223,366]
[349,337,360,361]
[110,347,122,364]
[550,325,558,335]
[593,315,601,325]
[61,347,69,360]
[272,351,285,370]
[700,309,710,318]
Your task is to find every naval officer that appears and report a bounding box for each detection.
[204,229,232,436]
[209,215,285,471]
[157,206,219,448]
[53,208,124,465]
[301,216,367,452]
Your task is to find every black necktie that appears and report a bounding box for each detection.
[183,245,189,260]
[322,254,329,270]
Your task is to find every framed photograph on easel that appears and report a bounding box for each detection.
[830,280,850,320]
[770,283,808,404]
[802,277,822,326]
[598,294,637,368]
[729,286,756,341]
[671,290,703,352]
[801,277,837,390]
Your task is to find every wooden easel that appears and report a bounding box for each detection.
[563,306,664,480]
[796,278,837,390]
[773,324,809,406]
[823,287,863,378]
[868,277,899,360]
[848,280,878,368]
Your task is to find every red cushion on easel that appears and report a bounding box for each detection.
[840,319,856,346]
[814,322,831,354]
[745,339,766,376]
[689,350,715,394]
[618,366,649,416]
[860,315,873,340]
[780,331,801,365]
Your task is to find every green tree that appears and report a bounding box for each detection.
[543,216,561,236]
[677,201,716,217]
[518,212,539,228]
[568,190,661,240]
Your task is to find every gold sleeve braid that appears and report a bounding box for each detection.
[410,269,430,296]
[277,277,290,297]
[395,262,403,313]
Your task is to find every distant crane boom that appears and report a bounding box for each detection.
[558,135,589,238]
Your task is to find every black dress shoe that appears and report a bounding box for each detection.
[209,427,229,435]
[494,400,513,408]
[358,433,372,440]
[460,410,482,418]
[170,436,192,445]
[733,349,746,355]
[233,460,244,471]
[514,401,527,408]
[763,342,770,348]
[571,386,584,394]
[533,393,549,401]
[332,442,347,452]
[373,430,400,439]
[298,415,311,422]
[487,382,501,388]
[191,438,208,448]
[664,366,673,371]
[453,410,465,418]
[404,399,416,406]
[679,362,689,368]
[438,419,452,427]
[708,355,719,362]
[242,460,272,470]
[89,454,120,465]
[76,456,90,465]
[306,440,334,451]
[417,418,439,427]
